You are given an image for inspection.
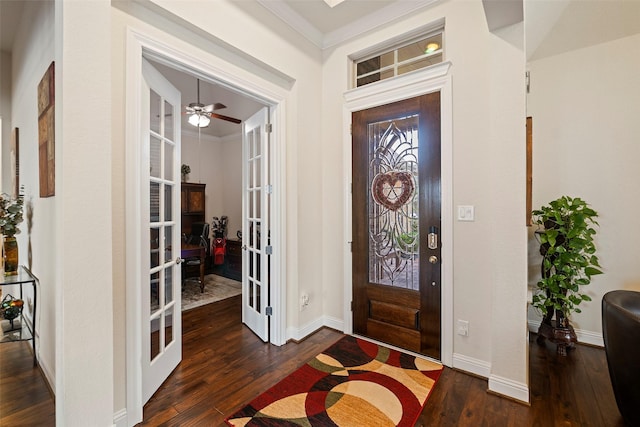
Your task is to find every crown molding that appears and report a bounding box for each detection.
[256,0,324,47]
[257,0,442,50]
[323,0,441,49]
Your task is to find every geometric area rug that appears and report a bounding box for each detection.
[181,273,241,312]
[225,335,443,426]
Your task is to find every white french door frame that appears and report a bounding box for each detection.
[125,29,288,426]
[342,62,454,367]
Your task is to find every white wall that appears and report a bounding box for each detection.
[527,33,640,343]
[221,134,243,237]
[181,131,242,236]
[56,1,114,425]
[10,0,57,392]
[322,0,527,399]
[9,1,115,425]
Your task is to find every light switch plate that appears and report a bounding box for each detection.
[457,205,475,221]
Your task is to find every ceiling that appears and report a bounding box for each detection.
[0,1,24,53]
[3,0,640,137]
[148,60,264,139]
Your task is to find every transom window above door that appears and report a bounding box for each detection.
[353,31,444,88]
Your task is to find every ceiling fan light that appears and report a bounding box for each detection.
[188,113,210,128]
[425,42,440,54]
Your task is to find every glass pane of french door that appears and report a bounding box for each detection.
[242,107,269,341]
[148,87,178,363]
[141,58,182,405]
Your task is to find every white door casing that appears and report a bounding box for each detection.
[242,107,270,341]
[343,62,454,367]
[126,29,288,426]
[141,58,182,403]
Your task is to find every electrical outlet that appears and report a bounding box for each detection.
[300,293,310,311]
[457,319,469,336]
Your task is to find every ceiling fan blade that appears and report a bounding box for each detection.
[202,104,215,113]
[213,102,226,110]
[210,112,241,124]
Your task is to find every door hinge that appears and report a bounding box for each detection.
[265,245,273,255]
[266,306,273,316]
[350,124,352,135]
[348,241,352,252]
[266,184,273,194]
[265,123,273,133]
[525,71,530,94]
[350,301,354,311]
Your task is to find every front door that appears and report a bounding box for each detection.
[141,58,182,402]
[352,92,441,360]
[242,107,270,341]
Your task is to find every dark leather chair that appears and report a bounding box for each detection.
[602,290,640,426]
[183,222,209,287]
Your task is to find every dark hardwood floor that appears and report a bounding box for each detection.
[0,295,626,426]
[0,337,55,426]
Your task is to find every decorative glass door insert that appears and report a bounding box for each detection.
[368,115,420,291]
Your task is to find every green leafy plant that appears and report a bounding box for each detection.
[0,190,24,238]
[181,164,191,175]
[532,196,602,324]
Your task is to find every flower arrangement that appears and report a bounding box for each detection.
[0,190,24,238]
[181,164,191,175]
[212,215,228,238]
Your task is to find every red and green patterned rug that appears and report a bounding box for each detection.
[226,335,443,426]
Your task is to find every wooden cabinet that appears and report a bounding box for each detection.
[225,239,242,281]
[181,183,206,236]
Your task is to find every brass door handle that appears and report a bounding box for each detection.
[429,255,438,264]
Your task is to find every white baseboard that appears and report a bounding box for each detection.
[113,408,127,427]
[322,315,344,332]
[287,315,345,342]
[488,374,530,403]
[527,320,603,347]
[38,354,55,397]
[452,353,491,378]
[287,317,325,342]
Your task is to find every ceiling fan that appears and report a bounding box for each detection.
[185,79,241,127]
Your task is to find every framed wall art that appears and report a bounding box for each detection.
[526,116,532,226]
[11,127,19,198]
[38,61,55,197]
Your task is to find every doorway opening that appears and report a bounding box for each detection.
[125,31,289,425]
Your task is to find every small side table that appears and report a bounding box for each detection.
[0,265,38,366]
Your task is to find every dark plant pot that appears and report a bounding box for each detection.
[536,320,577,356]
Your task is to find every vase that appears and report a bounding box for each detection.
[3,236,18,276]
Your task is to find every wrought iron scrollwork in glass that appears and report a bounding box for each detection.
[368,116,420,290]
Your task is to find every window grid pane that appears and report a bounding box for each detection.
[355,31,443,88]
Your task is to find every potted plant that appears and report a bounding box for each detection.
[0,189,25,275]
[532,196,602,355]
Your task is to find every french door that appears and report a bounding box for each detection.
[141,58,182,402]
[242,107,270,341]
[352,92,442,360]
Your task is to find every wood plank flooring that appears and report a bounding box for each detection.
[0,337,54,425]
[0,294,626,426]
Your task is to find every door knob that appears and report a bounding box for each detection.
[241,245,248,250]
[176,257,183,264]
[429,255,438,264]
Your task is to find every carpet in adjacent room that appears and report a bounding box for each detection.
[181,274,241,311]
